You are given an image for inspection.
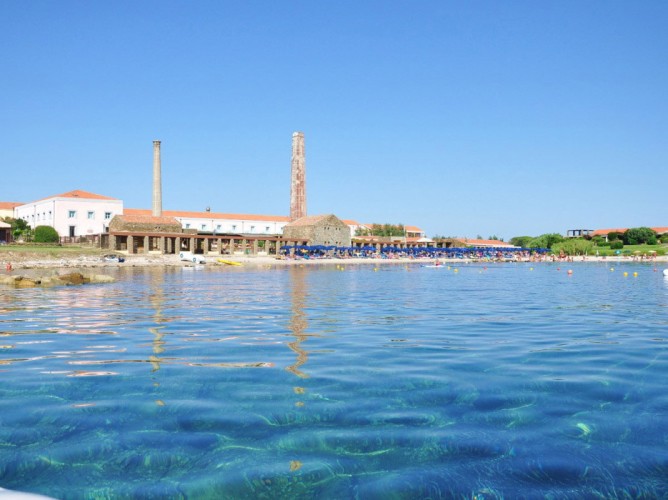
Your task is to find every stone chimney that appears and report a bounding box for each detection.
[290,132,306,221]
[152,140,162,217]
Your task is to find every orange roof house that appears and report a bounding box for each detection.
[0,202,23,219]
[592,227,668,239]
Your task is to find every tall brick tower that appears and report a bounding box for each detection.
[290,131,306,221]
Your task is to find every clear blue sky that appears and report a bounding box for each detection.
[2,1,666,239]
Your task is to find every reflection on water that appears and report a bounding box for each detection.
[286,267,312,379]
[0,263,667,498]
[149,271,166,373]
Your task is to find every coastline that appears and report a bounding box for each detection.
[2,251,667,271]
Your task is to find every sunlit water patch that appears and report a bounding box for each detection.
[1,262,667,498]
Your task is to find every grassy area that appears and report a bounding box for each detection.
[0,244,104,258]
[592,243,667,257]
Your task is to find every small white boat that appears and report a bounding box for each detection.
[103,254,125,263]
[179,252,206,264]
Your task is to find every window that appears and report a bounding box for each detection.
[266,226,270,232]
[185,223,191,229]
[68,210,76,218]
[104,212,112,219]
[232,225,237,231]
[87,211,95,220]
[250,226,255,232]
[201,224,206,230]
[216,225,221,231]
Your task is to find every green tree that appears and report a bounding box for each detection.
[510,236,533,247]
[367,223,405,237]
[623,227,657,245]
[527,233,564,249]
[9,218,30,241]
[33,225,60,243]
[552,239,594,256]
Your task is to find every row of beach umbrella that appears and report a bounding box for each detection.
[279,245,549,254]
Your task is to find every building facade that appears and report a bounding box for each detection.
[14,190,123,238]
[282,214,352,247]
[123,208,291,235]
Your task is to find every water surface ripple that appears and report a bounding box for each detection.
[1,262,667,498]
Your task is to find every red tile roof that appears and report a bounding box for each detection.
[124,208,290,223]
[592,227,668,236]
[461,238,515,247]
[114,214,181,225]
[0,202,23,210]
[591,228,627,236]
[33,190,119,202]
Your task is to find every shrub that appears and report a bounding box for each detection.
[552,239,594,256]
[610,240,624,250]
[527,233,564,249]
[622,227,657,245]
[510,236,533,248]
[33,225,60,243]
[607,232,622,241]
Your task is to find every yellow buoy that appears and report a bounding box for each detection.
[623,272,628,277]
[633,272,638,277]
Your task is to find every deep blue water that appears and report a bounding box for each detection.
[1,262,667,499]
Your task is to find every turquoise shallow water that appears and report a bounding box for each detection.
[1,262,667,499]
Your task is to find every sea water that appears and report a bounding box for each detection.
[0,262,666,499]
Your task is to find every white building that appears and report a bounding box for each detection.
[15,190,123,238]
[123,208,291,235]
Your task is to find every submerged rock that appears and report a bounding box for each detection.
[58,272,89,285]
[0,272,115,287]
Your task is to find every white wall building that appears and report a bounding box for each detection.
[15,190,123,238]
[123,209,291,235]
